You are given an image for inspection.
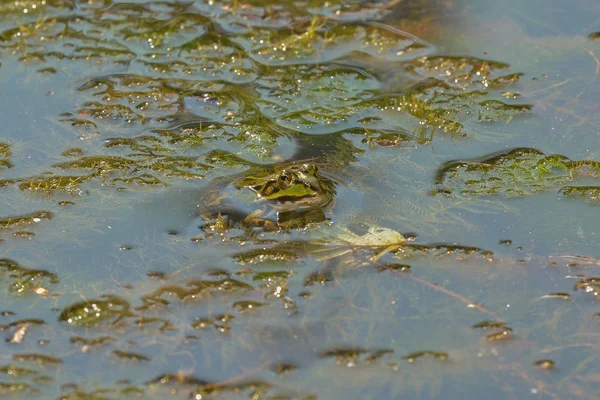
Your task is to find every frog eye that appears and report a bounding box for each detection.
[278,174,293,189]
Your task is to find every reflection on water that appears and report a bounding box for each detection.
[0,0,599,399]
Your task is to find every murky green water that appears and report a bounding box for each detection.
[0,0,599,398]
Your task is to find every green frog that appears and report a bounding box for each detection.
[199,163,336,232]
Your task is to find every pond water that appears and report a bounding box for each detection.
[0,0,599,399]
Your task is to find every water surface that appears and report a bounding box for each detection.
[0,0,599,399]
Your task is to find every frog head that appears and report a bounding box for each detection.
[236,163,334,210]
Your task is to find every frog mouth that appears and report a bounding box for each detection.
[268,192,333,210]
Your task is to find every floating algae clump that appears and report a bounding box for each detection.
[0,210,53,229]
[434,147,600,201]
[0,143,12,169]
[0,258,58,295]
[59,295,133,327]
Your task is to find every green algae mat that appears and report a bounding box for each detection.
[0,0,599,399]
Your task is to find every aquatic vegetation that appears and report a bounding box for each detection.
[534,359,556,370]
[0,0,597,398]
[485,327,513,342]
[385,55,532,127]
[1,150,208,195]
[12,354,62,366]
[112,350,150,362]
[134,317,174,331]
[574,277,600,300]
[148,370,310,400]
[0,381,39,395]
[320,347,394,367]
[0,258,58,295]
[139,278,254,309]
[472,320,507,330]
[477,100,532,123]
[559,185,600,203]
[233,247,301,264]
[0,143,11,169]
[58,296,133,327]
[355,127,416,148]
[0,210,53,229]
[0,364,38,377]
[59,384,145,400]
[191,380,276,400]
[241,19,432,66]
[260,66,468,134]
[54,154,206,182]
[17,174,92,195]
[0,0,528,192]
[69,336,117,349]
[252,270,292,281]
[402,350,448,363]
[403,55,512,92]
[434,147,600,201]
[233,300,265,313]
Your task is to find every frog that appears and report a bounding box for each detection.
[199,162,337,232]
[199,163,336,231]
